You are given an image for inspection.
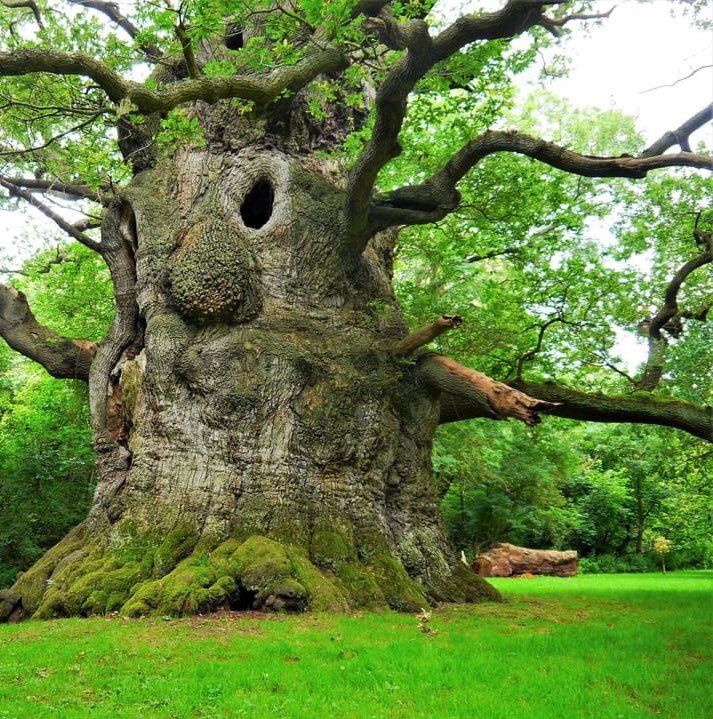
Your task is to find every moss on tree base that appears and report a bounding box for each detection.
[0,525,499,621]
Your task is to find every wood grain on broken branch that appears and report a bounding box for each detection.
[400,315,713,440]
[416,353,557,426]
[396,313,556,426]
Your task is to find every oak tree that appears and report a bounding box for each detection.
[0,0,710,620]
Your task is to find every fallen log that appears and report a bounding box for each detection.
[473,543,578,577]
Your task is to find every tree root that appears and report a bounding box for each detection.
[0,524,499,621]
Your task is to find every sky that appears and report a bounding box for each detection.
[1,1,711,364]
[518,2,712,142]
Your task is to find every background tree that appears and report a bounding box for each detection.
[0,0,710,621]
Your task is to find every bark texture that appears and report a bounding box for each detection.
[0,128,497,622]
[2,2,709,623]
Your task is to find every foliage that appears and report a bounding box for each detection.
[0,378,95,588]
[436,418,713,568]
[578,553,658,574]
[653,536,673,572]
[0,244,112,587]
[0,1,710,582]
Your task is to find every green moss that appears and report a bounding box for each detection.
[121,565,202,617]
[336,563,384,609]
[123,536,300,616]
[105,592,127,613]
[152,525,199,577]
[368,553,428,612]
[309,525,356,571]
[290,554,349,612]
[5,524,501,622]
[209,538,244,566]
[229,536,292,589]
[267,518,312,548]
[429,563,502,604]
[36,558,147,619]
[11,525,88,617]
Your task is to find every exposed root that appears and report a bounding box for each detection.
[0,525,499,621]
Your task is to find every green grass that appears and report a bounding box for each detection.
[0,572,710,718]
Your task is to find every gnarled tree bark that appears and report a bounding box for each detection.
[0,0,710,622]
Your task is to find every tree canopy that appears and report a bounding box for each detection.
[0,1,711,612]
[0,0,710,439]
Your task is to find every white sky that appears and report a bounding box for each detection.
[1,1,712,366]
[519,1,712,142]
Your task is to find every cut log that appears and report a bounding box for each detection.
[473,543,578,577]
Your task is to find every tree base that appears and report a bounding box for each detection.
[0,522,499,621]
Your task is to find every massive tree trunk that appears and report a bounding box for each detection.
[1,1,710,623]
[0,135,497,621]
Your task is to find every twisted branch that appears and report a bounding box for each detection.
[0,47,346,112]
[371,111,712,230]
[344,0,600,238]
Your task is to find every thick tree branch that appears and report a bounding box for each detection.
[373,117,712,230]
[637,235,712,391]
[650,250,712,339]
[344,0,570,238]
[0,47,346,113]
[394,314,462,356]
[642,103,713,156]
[0,284,95,379]
[439,129,712,183]
[416,353,556,426]
[510,380,713,443]
[0,178,102,252]
[466,247,519,263]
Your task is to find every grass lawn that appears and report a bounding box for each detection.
[0,571,710,718]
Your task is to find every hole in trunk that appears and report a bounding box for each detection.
[240,179,274,229]
[225,24,244,50]
[228,587,258,611]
